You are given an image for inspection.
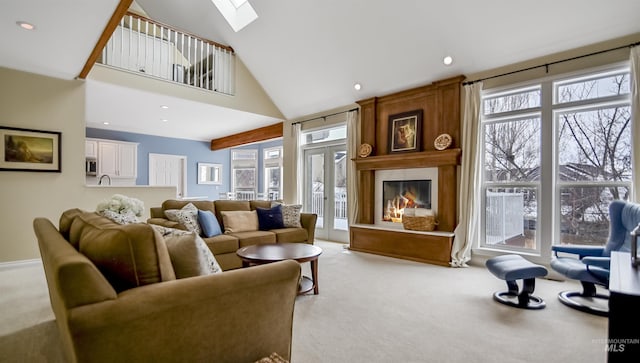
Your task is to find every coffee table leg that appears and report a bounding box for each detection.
[311,259,319,295]
[242,260,250,268]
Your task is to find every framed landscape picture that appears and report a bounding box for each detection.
[388,110,422,153]
[0,126,61,172]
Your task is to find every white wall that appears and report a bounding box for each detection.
[0,67,175,263]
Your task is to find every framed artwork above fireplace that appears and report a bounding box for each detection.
[388,109,422,153]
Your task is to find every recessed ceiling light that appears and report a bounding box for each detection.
[443,56,453,66]
[103,122,110,125]
[160,105,169,109]
[16,21,35,30]
[354,83,362,91]
[161,119,168,122]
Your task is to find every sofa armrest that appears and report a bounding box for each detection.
[300,213,318,243]
[67,260,301,363]
[582,256,611,270]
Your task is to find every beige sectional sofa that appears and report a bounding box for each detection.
[148,199,318,270]
[34,209,300,363]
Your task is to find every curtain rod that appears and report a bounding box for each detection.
[463,41,640,86]
[291,108,359,126]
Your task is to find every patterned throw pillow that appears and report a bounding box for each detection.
[272,203,302,228]
[164,203,201,236]
[151,225,222,278]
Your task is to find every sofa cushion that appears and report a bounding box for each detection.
[198,210,222,237]
[229,230,277,247]
[151,226,222,278]
[256,205,285,230]
[165,203,201,235]
[250,200,274,210]
[69,212,176,292]
[214,200,251,227]
[202,234,240,255]
[162,199,215,214]
[221,210,259,233]
[271,227,309,243]
[68,211,122,249]
[147,218,185,230]
[59,208,85,244]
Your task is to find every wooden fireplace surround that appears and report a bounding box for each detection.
[350,75,464,266]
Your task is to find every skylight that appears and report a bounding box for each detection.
[211,0,258,32]
[229,0,248,8]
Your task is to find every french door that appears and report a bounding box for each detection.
[303,145,348,242]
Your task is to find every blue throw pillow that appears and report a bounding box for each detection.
[256,205,285,230]
[197,210,222,237]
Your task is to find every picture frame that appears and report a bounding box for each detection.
[388,110,422,153]
[0,126,61,172]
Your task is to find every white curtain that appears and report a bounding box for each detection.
[631,46,640,202]
[346,110,360,225]
[450,82,483,267]
[292,123,303,204]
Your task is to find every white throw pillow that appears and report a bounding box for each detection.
[164,203,201,236]
[152,225,222,278]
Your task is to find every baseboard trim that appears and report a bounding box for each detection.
[0,258,42,271]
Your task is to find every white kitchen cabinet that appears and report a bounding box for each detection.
[88,138,138,180]
[85,140,98,158]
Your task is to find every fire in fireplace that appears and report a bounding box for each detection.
[382,179,431,222]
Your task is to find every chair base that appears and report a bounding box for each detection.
[557,290,609,317]
[493,277,546,309]
[493,291,546,309]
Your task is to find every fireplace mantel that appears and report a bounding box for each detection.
[351,75,463,267]
[354,149,460,171]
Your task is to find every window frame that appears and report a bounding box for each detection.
[231,149,257,196]
[263,146,283,200]
[476,63,632,260]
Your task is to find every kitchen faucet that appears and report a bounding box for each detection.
[98,174,111,186]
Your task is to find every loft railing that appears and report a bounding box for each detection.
[98,11,235,95]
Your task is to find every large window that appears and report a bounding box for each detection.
[231,149,257,199]
[480,66,631,255]
[263,146,283,200]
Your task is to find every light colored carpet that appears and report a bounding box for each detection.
[0,241,607,363]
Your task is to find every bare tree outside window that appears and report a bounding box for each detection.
[556,74,631,245]
[481,69,631,251]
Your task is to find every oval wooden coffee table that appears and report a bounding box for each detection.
[237,243,323,295]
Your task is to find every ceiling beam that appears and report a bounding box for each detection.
[210,122,283,150]
[77,0,133,79]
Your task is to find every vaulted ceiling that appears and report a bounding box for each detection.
[2,0,640,141]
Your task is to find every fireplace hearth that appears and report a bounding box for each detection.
[382,179,431,222]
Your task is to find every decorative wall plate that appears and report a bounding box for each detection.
[434,133,452,151]
[358,143,373,158]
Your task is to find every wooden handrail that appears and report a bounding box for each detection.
[125,11,234,53]
[78,0,133,79]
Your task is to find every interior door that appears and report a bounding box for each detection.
[303,145,348,243]
[149,153,186,198]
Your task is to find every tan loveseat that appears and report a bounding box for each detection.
[148,200,318,270]
[33,209,300,363]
